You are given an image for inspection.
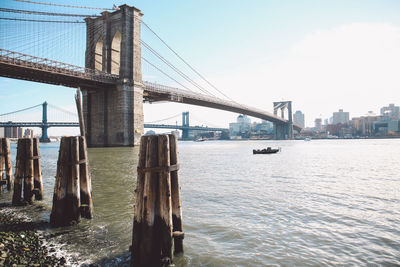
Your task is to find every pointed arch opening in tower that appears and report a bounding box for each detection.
[95,37,103,71]
[111,31,121,75]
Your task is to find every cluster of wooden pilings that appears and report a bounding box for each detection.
[50,136,93,226]
[12,138,43,205]
[0,138,13,192]
[131,134,184,267]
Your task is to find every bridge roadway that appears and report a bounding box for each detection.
[0,49,302,132]
[0,122,228,132]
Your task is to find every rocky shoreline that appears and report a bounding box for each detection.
[0,204,68,266]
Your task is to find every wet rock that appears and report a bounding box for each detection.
[0,212,67,266]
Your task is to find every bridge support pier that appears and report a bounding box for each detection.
[273,100,293,140]
[273,122,293,140]
[83,84,144,147]
[83,4,144,147]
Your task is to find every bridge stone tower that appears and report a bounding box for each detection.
[273,101,293,140]
[82,4,144,147]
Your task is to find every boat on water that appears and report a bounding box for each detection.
[253,147,280,154]
[304,137,311,141]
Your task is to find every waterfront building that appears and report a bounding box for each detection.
[332,109,350,124]
[229,114,251,138]
[24,128,34,138]
[380,104,400,119]
[0,127,4,138]
[314,118,322,131]
[373,116,400,136]
[293,110,305,128]
[351,115,381,136]
[4,126,23,138]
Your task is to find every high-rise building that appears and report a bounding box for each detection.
[229,114,251,137]
[4,127,23,138]
[293,110,305,128]
[0,127,4,138]
[332,109,350,124]
[5,127,12,138]
[314,118,322,130]
[380,104,400,119]
[17,127,23,138]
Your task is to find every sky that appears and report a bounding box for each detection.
[1,0,400,135]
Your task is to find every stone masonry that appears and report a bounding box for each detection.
[82,4,144,146]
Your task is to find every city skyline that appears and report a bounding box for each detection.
[1,0,400,135]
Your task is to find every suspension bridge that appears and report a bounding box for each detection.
[0,2,301,147]
[0,102,228,141]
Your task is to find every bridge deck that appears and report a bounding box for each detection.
[0,49,302,131]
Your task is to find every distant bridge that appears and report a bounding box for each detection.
[0,102,227,141]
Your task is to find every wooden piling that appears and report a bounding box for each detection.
[33,138,43,200]
[50,136,92,226]
[12,139,25,205]
[0,138,13,192]
[78,136,93,219]
[23,138,34,204]
[0,140,4,192]
[169,134,184,255]
[3,138,13,191]
[131,134,183,267]
[12,138,43,205]
[157,135,173,265]
[65,136,80,224]
[131,135,148,266]
[50,137,70,226]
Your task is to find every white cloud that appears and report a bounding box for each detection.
[208,23,400,127]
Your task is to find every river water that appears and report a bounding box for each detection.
[1,139,399,266]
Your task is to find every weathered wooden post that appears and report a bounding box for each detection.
[131,134,183,267]
[79,136,93,218]
[75,88,93,218]
[50,136,92,226]
[50,137,70,226]
[0,139,4,192]
[23,138,34,204]
[12,139,25,205]
[33,138,43,200]
[157,135,173,265]
[0,138,13,191]
[12,138,43,205]
[169,134,184,255]
[4,139,13,191]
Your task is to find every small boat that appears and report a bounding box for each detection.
[304,137,311,141]
[253,147,280,154]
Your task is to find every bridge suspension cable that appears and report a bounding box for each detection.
[141,20,237,103]
[13,0,113,11]
[190,113,223,128]
[142,56,192,92]
[0,103,42,117]
[141,40,216,97]
[47,103,77,117]
[0,17,84,23]
[145,113,182,124]
[0,7,98,17]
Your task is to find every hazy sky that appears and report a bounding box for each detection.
[1,0,400,135]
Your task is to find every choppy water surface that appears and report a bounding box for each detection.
[1,139,399,266]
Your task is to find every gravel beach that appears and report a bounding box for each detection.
[0,203,68,266]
